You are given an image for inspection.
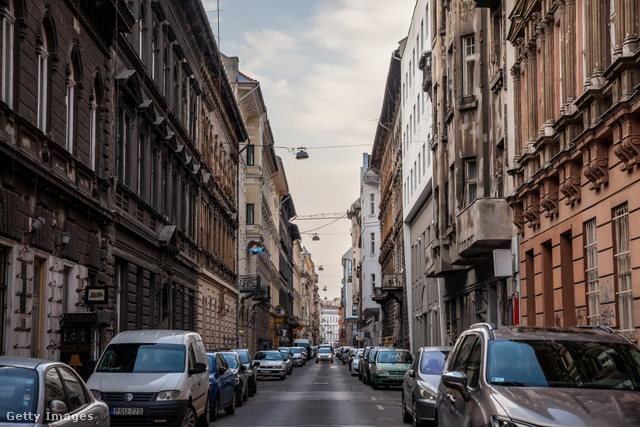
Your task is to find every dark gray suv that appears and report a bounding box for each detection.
[435,323,640,427]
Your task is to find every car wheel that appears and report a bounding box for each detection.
[412,401,422,427]
[198,394,209,427]
[280,372,286,380]
[372,377,378,390]
[249,379,256,397]
[182,404,197,427]
[243,386,248,402]
[225,392,236,415]
[316,360,318,363]
[210,394,219,421]
[402,393,412,424]
[236,387,243,407]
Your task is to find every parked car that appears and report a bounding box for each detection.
[230,348,258,396]
[0,357,110,426]
[364,346,385,385]
[254,350,286,380]
[359,346,372,382]
[87,330,209,427]
[435,324,640,427]
[206,352,236,421]
[370,348,413,389]
[351,349,365,376]
[278,347,294,374]
[341,347,352,364]
[401,346,452,426]
[220,351,249,406]
[316,347,334,363]
[289,347,305,366]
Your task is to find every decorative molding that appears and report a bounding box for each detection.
[540,178,559,218]
[582,141,609,190]
[559,162,581,205]
[511,203,525,235]
[523,191,540,228]
[613,115,640,171]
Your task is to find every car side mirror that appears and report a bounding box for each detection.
[442,371,469,399]
[240,364,246,371]
[50,400,68,416]
[217,366,227,376]
[408,370,416,378]
[189,362,207,375]
[253,361,260,367]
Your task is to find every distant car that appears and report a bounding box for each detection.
[401,346,451,426]
[206,352,236,421]
[435,324,640,427]
[359,346,372,382]
[254,351,286,380]
[0,356,110,426]
[316,347,333,363]
[351,349,365,376]
[278,347,294,374]
[220,351,250,406]
[230,348,258,396]
[289,347,305,366]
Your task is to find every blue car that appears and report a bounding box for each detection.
[206,351,237,421]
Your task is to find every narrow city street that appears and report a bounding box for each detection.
[211,362,405,427]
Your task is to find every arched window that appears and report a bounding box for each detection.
[1,0,16,106]
[37,24,51,132]
[65,59,79,153]
[90,78,102,171]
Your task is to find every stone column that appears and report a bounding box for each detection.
[526,42,538,141]
[511,64,522,156]
[590,0,607,82]
[564,0,577,103]
[622,0,639,56]
[542,16,555,125]
[583,0,593,87]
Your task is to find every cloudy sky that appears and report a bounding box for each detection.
[204,0,416,299]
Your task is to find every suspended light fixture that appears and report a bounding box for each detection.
[295,148,309,160]
[318,265,324,271]
[312,233,320,241]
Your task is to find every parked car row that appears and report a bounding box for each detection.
[399,324,640,427]
[1,330,318,427]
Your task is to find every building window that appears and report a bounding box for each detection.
[116,110,130,185]
[138,2,146,61]
[371,274,375,288]
[1,0,15,107]
[465,159,477,206]
[152,26,159,82]
[608,0,616,62]
[613,203,632,333]
[0,246,7,354]
[463,35,476,96]
[584,218,600,325]
[37,24,51,133]
[370,193,375,215]
[246,144,255,166]
[65,61,78,153]
[246,203,254,225]
[370,233,375,254]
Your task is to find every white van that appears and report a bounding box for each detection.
[87,330,209,427]
[294,338,310,356]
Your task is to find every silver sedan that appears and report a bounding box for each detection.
[401,347,452,426]
[0,356,109,426]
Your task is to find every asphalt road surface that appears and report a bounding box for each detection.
[209,357,406,426]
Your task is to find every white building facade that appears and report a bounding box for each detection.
[320,306,340,347]
[401,0,446,350]
[359,155,382,347]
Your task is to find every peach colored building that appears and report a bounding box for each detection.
[507,0,640,341]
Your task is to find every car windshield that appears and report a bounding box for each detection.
[487,339,640,390]
[290,348,301,354]
[278,350,290,359]
[420,350,449,375]
[96,343,185,373]
[221,353,239,369]
[233,350,250,364]
[377,350,413,364]
[255,352,283,361]
[0,366,38,423]
[319,348,331,354]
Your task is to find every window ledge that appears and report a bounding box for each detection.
[457,95,477,111]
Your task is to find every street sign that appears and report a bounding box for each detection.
[239,275,261,293]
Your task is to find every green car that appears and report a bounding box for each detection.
[371,348,413,389]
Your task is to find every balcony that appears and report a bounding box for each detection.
[454,198,512,264]
[381,273,402,291]
[425,237,464,277]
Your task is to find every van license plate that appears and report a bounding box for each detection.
[111,407,143,415]
[390,376,403,380]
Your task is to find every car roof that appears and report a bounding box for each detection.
[0,356,59,370]
[468,324,631,344]
[418,346,453,352]
[109,329,197,344]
